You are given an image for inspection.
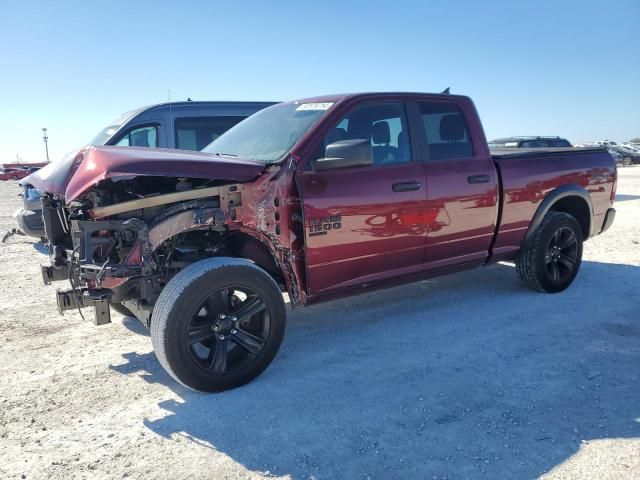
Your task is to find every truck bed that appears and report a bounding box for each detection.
[489,145,616,261]
[490,146,607,159]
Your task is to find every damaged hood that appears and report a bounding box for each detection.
[26,145,266,202]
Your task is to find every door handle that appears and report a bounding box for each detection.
[392,181,421,192]
[467,175,491,184]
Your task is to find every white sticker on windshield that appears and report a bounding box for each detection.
[296,102,334,111]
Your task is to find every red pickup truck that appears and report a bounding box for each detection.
[29,92,617,392]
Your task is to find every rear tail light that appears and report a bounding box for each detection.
[611,166,617,202]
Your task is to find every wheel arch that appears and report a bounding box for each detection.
[217,231,285,286]
[139,204,295,299]
[523,185,593,247]
[153,227,286,289]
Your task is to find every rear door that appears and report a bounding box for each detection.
[296,101,428,295]
[414,100,499,269]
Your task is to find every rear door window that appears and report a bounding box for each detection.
[175,117,244,151]
[418,102,473,160]
[114,125,158,147]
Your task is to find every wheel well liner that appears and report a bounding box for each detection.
[222,232,283,283]
[160,229,285,287]
[523,185,593,246]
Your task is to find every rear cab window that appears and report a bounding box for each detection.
[550,139,572,148]
[175,117,244,151]
[418,102,473,160]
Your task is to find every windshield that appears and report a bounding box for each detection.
[89,124,123,145]
[88,107,145,145]
[202,102,332,163]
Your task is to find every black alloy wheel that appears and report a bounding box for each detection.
[516,211,583,293]
[151,258,286,392]
[186,286,270,374]
[544,227,578,283]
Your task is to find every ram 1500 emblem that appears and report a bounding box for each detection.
[308,215,342,237]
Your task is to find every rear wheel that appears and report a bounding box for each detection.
[516,211,583,293]
[622,156,632,166]
[151,258,286,392]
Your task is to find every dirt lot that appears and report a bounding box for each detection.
[0,168,639,480]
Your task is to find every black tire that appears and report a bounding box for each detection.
[622,157,632,167]
[516,211,583,293]
[151,258,286,392]
[111,302,134,318]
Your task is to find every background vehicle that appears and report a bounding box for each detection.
[488,136,572,148]
[88,100,277,151]
[607,148,624,165]
[613,144,640,166]
[0,168,30,181]
[17,100,277,238]
[29,92,616,393]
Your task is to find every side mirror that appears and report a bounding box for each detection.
[315,139,373,171]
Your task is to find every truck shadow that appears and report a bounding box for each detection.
[111,260,640,479]
[615,194,640,202]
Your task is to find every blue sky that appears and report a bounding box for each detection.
[1,0,638,162]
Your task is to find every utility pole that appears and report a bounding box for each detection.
[42,128,50,163]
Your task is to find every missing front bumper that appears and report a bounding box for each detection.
[56,288,112,325]
[41,265,69,285]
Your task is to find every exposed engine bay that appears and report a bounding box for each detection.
[41,174,298,326]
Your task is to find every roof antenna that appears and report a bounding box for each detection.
[441,87,450,94]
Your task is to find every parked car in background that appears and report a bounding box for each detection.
[488,136,572,148]
[87,100,277,151]
[613,144,640,166]
[29,92,617,392]
[15,183,46,238]
[0,168,30,181]
[17,100,277,238]
[607,148,624,165]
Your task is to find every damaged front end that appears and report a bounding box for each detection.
[37,146,308,327]
[44,185,228,326]
[41,165,308,328]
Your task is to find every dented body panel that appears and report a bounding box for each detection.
[28,145,266,202]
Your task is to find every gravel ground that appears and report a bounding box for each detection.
[0,168,638,480]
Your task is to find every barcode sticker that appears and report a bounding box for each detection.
[296,102,334,111]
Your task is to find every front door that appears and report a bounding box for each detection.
[296,101,428,295]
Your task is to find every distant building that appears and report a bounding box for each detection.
[0,162,48,169]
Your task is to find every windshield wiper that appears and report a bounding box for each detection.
[213,152,238,158]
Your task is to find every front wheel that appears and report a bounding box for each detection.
[150,258,286,392]
[622,156,632,167]
[516,211,583,293]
